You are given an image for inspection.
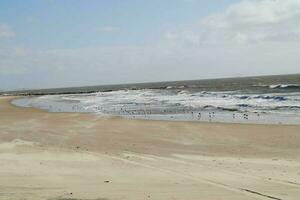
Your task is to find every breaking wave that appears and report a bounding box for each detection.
[269,84,300,89]
[255,84,300,90]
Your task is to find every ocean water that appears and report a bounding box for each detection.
[10,74,300,124]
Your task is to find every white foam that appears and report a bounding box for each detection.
[12,89,300,124]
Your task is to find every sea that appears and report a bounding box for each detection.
[7,74,300,125]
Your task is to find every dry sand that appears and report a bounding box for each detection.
[0,96,300,200]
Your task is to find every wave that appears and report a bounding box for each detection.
[253,95,286,101]
[235,95,249,99]
[269,84,300,89]
[12,87,300,119]
[235,95,286,101]
[253,84,300,90]
[217,107,239,112]
[272,106,300,110]
[202,105,242,112]
[237,104,252,107]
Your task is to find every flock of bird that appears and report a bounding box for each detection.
[66,103,260,122]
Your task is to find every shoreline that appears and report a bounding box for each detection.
[9,95,300,126]
[1,96,300,200]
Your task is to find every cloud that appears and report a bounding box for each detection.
[166,0,300,45]
[0,47,31,75]
[1,40,300,90]
[0,24,15,38]
[1,0,300,90]
[25,17,38,23]
[97,26,120,33]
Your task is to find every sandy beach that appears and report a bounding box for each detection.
[0,96,300,200]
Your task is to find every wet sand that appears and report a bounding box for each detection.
[0,96,300,200]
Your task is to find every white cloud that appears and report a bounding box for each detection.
[97,26,120,33]
[0,47,31,75]
[25,17,37,23]
[1,40,299,90]
[0,25,15,38]
[166,0,300,45]
[1,0,300,90]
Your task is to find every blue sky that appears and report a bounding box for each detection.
[0,0,300,90]
[1,0,238,48]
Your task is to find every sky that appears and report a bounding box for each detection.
[0,0,300,90]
